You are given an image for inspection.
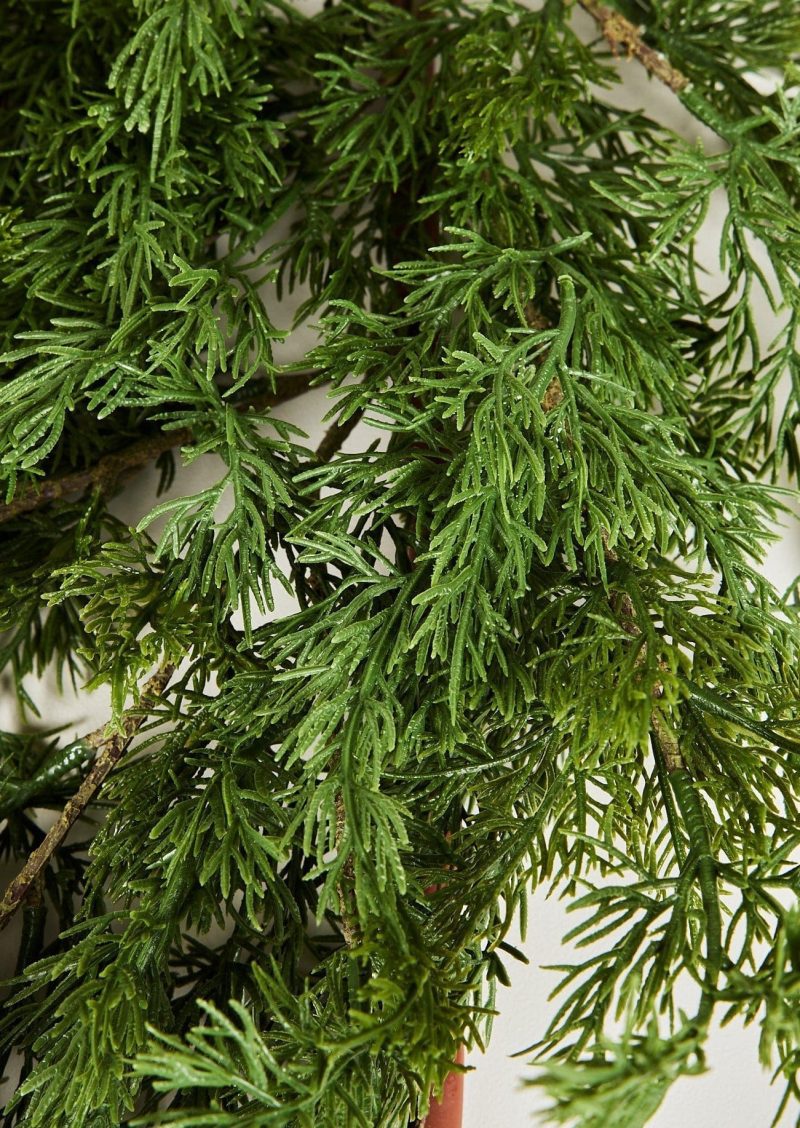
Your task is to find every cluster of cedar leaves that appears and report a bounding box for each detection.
[1,1,800,1125]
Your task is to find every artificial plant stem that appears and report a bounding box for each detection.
[421,1047,465,1128]
[315,409,364,463]
[317,405,366,951]
[0,664,174,931]
[651,725,688,868]
[577,0,690,93]
[0,371,320,525]
[334,790,360,948]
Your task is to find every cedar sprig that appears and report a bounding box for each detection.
[1,2,800,1126]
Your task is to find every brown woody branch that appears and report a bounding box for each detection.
[334,791,360,948]
[315,410,364,463]
[578,0,689,94]
[0,371,320,526]
[0,664,174,931]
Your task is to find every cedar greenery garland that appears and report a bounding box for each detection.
[1,1,800,1125]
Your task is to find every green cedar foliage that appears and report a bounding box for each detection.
[1,1,800,1125]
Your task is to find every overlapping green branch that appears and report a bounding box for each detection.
[1,2,799,1127]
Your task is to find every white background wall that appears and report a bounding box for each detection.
[2,5,799,1125]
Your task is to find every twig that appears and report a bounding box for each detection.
[0,430,194,525]
[334,791,360,948]
[0,664,174,931]
[315,410,364,463]
[578,0,689,94]
[0,372,320,526]
[650,707,685,772]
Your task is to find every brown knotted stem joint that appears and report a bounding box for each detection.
[0,664,174,931]
[0,372,319,526]
[578,1,689,93]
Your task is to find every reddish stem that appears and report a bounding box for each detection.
[421,856,465,1127]
[422,1047,465,1128]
